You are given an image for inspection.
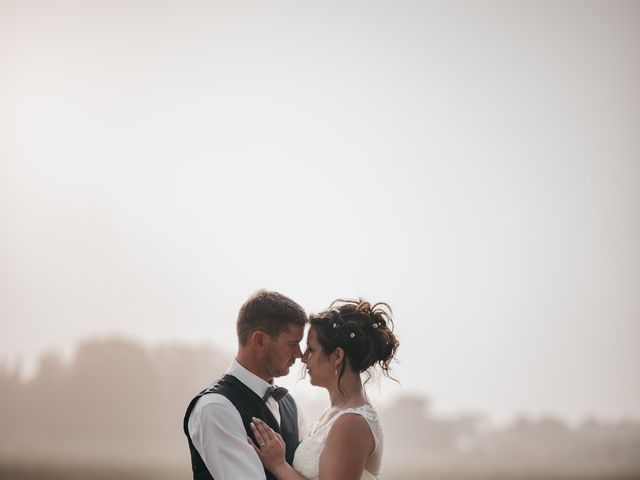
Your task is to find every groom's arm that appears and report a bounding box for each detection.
[189,395,266,480]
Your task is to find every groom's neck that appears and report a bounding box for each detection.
[236,352,273,383]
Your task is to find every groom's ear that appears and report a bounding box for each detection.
[250,330,266,348]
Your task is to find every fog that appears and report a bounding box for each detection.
[1,0,640,478]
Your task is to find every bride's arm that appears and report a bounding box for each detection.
[250,418,305,480]
[319,413,374,480]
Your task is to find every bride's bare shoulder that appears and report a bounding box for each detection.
[326,411,375,453]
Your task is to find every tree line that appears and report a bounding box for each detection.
[1,337,639,476]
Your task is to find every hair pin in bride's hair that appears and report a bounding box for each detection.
[333,323,339,329]
[372,323,379,328]
[349,332,356,339]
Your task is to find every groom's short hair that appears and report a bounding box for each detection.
[236,290,307,346]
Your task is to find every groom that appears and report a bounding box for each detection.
[184,290,308,480]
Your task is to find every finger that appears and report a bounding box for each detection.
[253,418,275,440]
[249,421,266,447]
[247,436,260,454]
[252,418,272,440]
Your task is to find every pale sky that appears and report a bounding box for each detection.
[1,0,639,424]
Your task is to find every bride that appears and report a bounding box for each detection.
[250,299,399,480]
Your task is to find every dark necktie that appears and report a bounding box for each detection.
[263,385,288,402]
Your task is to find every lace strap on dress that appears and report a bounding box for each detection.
[341,405,379,423]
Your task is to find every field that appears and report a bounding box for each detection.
[1,464,639,480]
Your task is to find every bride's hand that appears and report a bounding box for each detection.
[249,417,287,473]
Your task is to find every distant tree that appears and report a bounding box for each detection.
[0,336,231,465]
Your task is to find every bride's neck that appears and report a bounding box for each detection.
[328,371,365,407]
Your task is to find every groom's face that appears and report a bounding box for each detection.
[263,323,305,379]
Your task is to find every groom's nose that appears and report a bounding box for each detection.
[294,344,303,358]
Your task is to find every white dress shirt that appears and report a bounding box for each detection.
[188,359,308,480]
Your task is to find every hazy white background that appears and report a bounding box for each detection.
[1,0,639,424]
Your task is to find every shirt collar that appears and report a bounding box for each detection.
[228,358,272,399]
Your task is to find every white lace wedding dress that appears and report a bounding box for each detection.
[292,404,383,480]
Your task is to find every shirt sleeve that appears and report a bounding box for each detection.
[188,394,266,480]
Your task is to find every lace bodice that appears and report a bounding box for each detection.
[292,404,383,480]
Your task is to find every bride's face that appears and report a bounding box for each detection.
[302,327,334,387]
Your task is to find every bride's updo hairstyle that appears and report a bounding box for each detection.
[309,299,399,386]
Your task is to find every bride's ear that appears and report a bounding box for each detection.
[334,347,345,369]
